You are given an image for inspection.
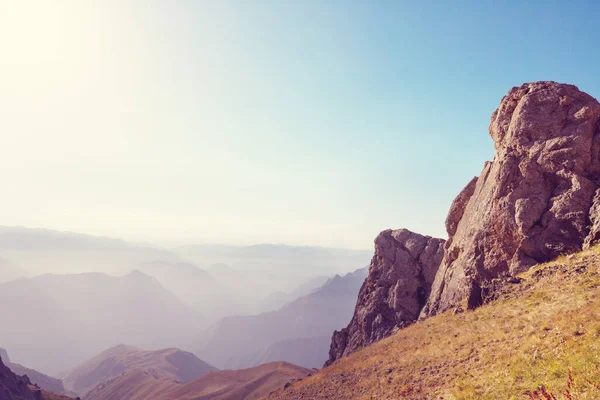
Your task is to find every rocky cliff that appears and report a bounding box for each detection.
[422,81,600,317]
[327,81,600,365]
[326,229,444,364]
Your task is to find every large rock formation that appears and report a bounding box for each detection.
[326,229,444,365]
[326,81,600,365]
[422,81,600,317]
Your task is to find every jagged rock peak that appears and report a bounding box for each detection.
[325,228,444,365]
[422,81,600,318]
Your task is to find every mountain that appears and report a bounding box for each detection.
[0,226,367,322]
[257,276,331,313]
[59,345,216,397]
[194,267,367,369]
[0,348,66,395]
[268,246,600,399]
[0,356,74,400]
[0,272,203,375]
[326,81,600,366]
[85,361,311,400]
[136,261,244,322]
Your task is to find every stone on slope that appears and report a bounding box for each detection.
[326,229,444,365]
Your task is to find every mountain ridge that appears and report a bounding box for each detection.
[194,267,367,369]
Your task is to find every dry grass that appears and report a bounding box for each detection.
[268,246,600,400]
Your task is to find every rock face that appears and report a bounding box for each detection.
[421,81,600,317]
[326,229,444,365]
[6,363,64,395]
[0,355,35,400]
[1,348,65,395]
[326,81,600,365]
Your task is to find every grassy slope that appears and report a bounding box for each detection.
[268,246,600,400]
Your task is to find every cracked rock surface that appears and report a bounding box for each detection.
[326,229,444,365]
[422,81,600,318]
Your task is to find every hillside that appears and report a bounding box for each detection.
[194,267,367,369]
[0,355,74,400]
[60,345,216,396]
[6,362,65,394]
[2,347,65,393]
[136,261,245,322]
[268,246,600,399]
[0,271,203,375]
[85,361,311,400]
[256,275,330,313]
[244,336,331,369]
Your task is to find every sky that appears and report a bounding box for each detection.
[1,1,600,250]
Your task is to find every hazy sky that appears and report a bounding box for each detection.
[1,1,600,249]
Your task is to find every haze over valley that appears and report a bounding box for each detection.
[0,226,370,377]
[2,1,600,399]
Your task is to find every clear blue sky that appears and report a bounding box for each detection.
[1,1,599,249]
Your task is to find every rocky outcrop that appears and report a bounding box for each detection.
[325,229,444,365]
[326,81,600,366]
[421,81,600,317]
[445,177,478,236]
[0,355,35,400]
[6,364,64,395]
[1,348,64,395]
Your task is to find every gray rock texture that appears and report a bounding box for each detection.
[326,229,444,365]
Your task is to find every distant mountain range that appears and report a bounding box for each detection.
[178,243,370,291]
[0,225,370,383]
[193,267,368,369]
[0,225,371,323]
[0,271,204,375]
